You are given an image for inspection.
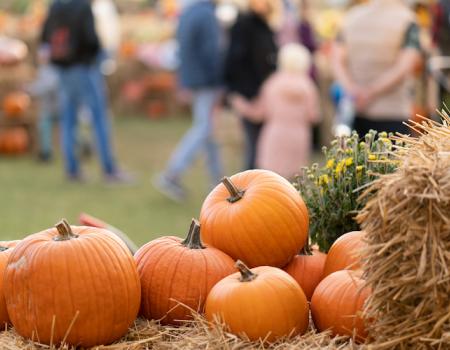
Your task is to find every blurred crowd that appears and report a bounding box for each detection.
[1,0,449,199]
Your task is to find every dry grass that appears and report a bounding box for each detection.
[0,316,358,350]
[357,114,450,349]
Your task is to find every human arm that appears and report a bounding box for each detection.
[358,23,422,109]
[229,94,265,122]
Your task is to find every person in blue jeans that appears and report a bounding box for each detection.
[153,0,223,201]
[41,0,127,183]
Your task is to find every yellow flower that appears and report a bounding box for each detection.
[381,137,391,145]
[345,149,353,155]
[319,174,330,186]
[356,165,364,172]
[335,161,345,177]
[368,154,377,161]
[345,157,353,166]
[326,159,335,169]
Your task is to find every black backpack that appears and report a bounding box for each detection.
[43,0,98,66]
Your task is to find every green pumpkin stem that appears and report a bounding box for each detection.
[0,246,9,252]
[236,260,257,282]
[222,177,245,203]
[181,219,205,249]
[54,219,79,241]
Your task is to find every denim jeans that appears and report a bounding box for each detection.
[58,64,117,176]
[165,88,223,185]
[38,109,57,157]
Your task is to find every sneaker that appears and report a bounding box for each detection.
[67,173,86,183]
[104,171,136,185]
[38,152,53,163]
[152,174,186,202]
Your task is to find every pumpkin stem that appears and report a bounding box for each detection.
[181,219,205,249]
[222,177,245,203]
[54,219,79,241]
[236,260,257,282]
[0,246,8,252]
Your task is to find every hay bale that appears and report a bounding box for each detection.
[357,114,450,349]
[0,316,357,349]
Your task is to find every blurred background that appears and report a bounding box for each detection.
[0,0,444,244]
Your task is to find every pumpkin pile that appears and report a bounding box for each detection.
[0,127,28,155]
[357,116,450,349]
[0,170,371,348]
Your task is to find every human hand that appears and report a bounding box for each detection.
[229,94,248,113]
[353,87,375,112]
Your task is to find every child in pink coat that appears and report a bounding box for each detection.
[231,43,320,179]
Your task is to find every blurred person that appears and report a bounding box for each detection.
[225,0,280,170]
[333,0,422,136]
[230,44,320,179]
[24,45,59,162]
[41,0,127,182]
[153,0,223,202]
[277,0,299,46]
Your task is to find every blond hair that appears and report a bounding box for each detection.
[278,44,311,74]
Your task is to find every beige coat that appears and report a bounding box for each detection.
[234,71,320,179]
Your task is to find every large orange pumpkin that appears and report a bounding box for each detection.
[322,231,365,278]
[2,92,30,118]
[135,219,236,325]
[0,240,19,328]
[200,170,309,268]
[284,246,327,300]
[0,128,28,155]
[205,261,309,342]
[311,270,370,342]
[4,219,141,347]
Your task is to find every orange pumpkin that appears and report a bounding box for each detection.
[322,231,365,278]
[0,128,28,155]
[200,170,309,268]
[2,92,30,118]
[205,260,309,342]
[135,219,236,325]
[0,240,19,328]
[311,270,370,342]
[284,246,327,300]
[4,219,141,347]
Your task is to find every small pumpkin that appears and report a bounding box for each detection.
[4,219,141,347]
[0,128,28,155]
[2,92,30,118]
[135,219,236,325]
[205,260,309,342]
[283,245,327,300]
[200,170,309,268]
[311,270,370,342]
[322,231,365,278]
[0,240,19,327]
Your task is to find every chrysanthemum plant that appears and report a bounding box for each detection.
[296,130,400,252]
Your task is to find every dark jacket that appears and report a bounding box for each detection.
[225,12,278,99]
[177,1,222,89]
[42,0,100,67]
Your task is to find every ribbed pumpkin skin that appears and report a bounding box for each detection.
[311,270,370,342]
[4,226,141,347]
[205,265,309,342]
[135,237,236,325]
[0,241,19,327]
[322,231,365,278]
[200,170,309,268]
[283,249,327,300]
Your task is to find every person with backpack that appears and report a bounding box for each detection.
[41,0,127,183]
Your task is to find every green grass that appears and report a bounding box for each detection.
[0,112,243,246]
